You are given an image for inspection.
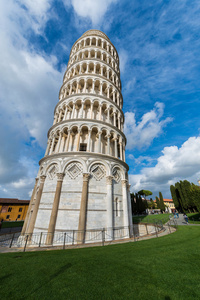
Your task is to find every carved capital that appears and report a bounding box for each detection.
[121,179,128,187]
[35,177,39,184]
[56,173,65,181]
[40,175,46,183]
[106,176,113,185]
[83,173,90,182]
[127,184,131,191]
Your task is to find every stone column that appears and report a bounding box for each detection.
[63,108,68,120]
[57,133,63,153]
[49,137,55,155]
[113,91,116,103]
[65,130,71,152]
[113,112,116,127]
[99,105,102,121]
[87,130,91,152]
[90,103,93,119]
[127,184,133,237]
[106,176,113,240]
[107,134,111,155]
[114,138,118,158]
[100,82,103,95]
[122,179,129,236]
[59,134,65,153]
[80,102,84,118]
[107,107,110,123]
[76,130,81,151]
[26,175,46,235]
[94,64,96,74]
[77,173,90,244]
[72,104,75,118]
[45,140,51,156]
[118,116,121,130]
[107,86,110,99]
[58,110,62,122]
[98,131,102,153]
[46,173,64,245]
[119,142,123,160]
[21,177,39,235]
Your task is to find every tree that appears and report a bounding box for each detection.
[138,190,152,199]
[170,185,180,210]
[189,184,200,212]
[155,196,160,209]
[148,199,156,209]
[159,192,165,212]
[170,180,200,213]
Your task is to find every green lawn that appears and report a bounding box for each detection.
[1,221,24,228]
[0,226,200,300]
[133,213,172,224]
[187,213,200,224]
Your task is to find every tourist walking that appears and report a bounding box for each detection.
[183,214,189,225]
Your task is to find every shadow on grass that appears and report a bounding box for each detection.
[0,274,12,282]
[29,263,72,297]
[49,263,72,280]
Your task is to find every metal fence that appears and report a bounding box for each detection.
[0,219,177,252]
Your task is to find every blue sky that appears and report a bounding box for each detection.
[1,0,200,199]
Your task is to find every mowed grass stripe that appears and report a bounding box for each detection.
[0,226,200,300]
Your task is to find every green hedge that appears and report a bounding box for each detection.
[1,221,24,228]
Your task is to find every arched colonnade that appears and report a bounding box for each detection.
[46,125,126,162]
[53,99,124,130]
[59,77,122,107]
[64,60,120,89]
[70,36,119,63]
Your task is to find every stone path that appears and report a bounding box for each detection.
[170,214,200,226]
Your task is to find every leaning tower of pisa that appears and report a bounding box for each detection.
[22,30,133,244]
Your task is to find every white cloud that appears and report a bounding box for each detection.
[124,102,172,150]
[63,0,118,25]
[118,49,128,73]
[0,0,62,199]
[129,136,200,197]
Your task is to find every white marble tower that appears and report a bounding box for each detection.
[22,30,132,244]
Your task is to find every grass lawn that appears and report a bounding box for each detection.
[1,221,24,228]
[133,213,172,224]
[187,213,200,224]
[0,226,200,300]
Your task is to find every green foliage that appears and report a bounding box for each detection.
[155,196,160,209]
[138,189,152,198]
[1,221,24,228]
[131,192,148,214]
[159,192,165,212]
[148,199,156,209]
[170,185,180,210]
[170,180,200,213]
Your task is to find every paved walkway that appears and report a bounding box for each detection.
[170,214,200,226]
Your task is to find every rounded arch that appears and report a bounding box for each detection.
[44,160,61,176]
[62,158,87,173]
[111,164,126,180]
[88,159,110,175]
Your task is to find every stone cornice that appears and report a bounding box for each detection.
[39,152,129,171]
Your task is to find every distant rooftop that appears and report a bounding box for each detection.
[0,198,30,204]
